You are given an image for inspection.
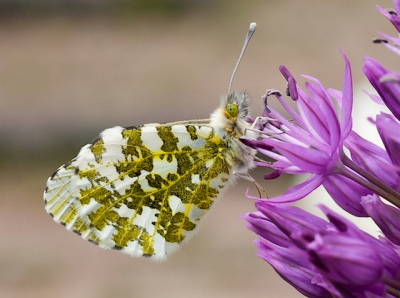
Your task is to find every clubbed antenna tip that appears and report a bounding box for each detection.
[228,22,257,94]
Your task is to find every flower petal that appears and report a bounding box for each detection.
[323,175,370,217]
[362,194,400,245]
[306,233,384,285]
[376,4,400,33]
[255,203,328,243]
[345,130,399,190]
[255,239,330,298]
[339,51,353,140]
[246,174,325,203]
[242,212,292,247]
[376,112,400,171]
[264,139,333,174]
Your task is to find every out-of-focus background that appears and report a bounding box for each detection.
[1,0,399,297]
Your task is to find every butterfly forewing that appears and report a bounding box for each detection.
[44,124,231,260]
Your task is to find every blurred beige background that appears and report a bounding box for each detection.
[1,0,399,297]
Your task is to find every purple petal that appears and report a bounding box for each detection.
[306,233,384,285]
[362,57,400,120]
[376,4,400,33]
[376,29,400,48]
[345,130,399,191]
[361,194,400,246]
[381,71,400,83]
[318,205,367,238]
[323,175,370,217]
[255,239,330,298]
[302,77,343,151]
[313,275,384,298]
[363,90,385,105]
[339,51,353,140]
[271,91,305,127]
[247,174,325,203]
[374,236,400,278]
[279,65,298,100]
[376,113,400,170]
[255,203,328,244]
[310,275,343,298]
[318,205,400,286]
[264,139,333,174]
[263,170,281,180]
[242,212,292,247]
[395,0,400,15]
[319,205,400,281]
[383,38,400,55]
[327,88,343,106]
[297,80,340,148]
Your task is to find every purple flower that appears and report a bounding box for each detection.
[242,54,377,216]
[243,207,332,297]
[242,1,400,296]
[241,54,400,215]
[244,203,397,297]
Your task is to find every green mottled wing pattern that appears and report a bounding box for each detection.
[44,124,231,260]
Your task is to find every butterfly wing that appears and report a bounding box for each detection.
[44,124,231,260]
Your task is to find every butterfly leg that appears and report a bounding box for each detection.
[234,172,268,198]
[249,116,275,130]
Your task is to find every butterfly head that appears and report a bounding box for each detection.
[212,90,251,139]
[225,91,250,120]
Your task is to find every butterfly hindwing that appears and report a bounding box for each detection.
[44,124,231,260]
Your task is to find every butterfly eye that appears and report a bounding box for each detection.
[226,103,239,117]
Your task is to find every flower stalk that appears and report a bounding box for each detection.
[340,150,400,208]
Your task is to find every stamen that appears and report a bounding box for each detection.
[279,66,298,100]
[373,38,389,44]
[262,89,282,114]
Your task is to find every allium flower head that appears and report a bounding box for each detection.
[242,53,374,216]
[244,204,399,297]
[243,1,400,296]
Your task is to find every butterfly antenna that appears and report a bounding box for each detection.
[228,22,257,94]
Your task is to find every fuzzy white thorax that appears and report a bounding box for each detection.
[210,91,257,174]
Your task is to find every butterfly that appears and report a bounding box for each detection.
[44,23,258,260]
